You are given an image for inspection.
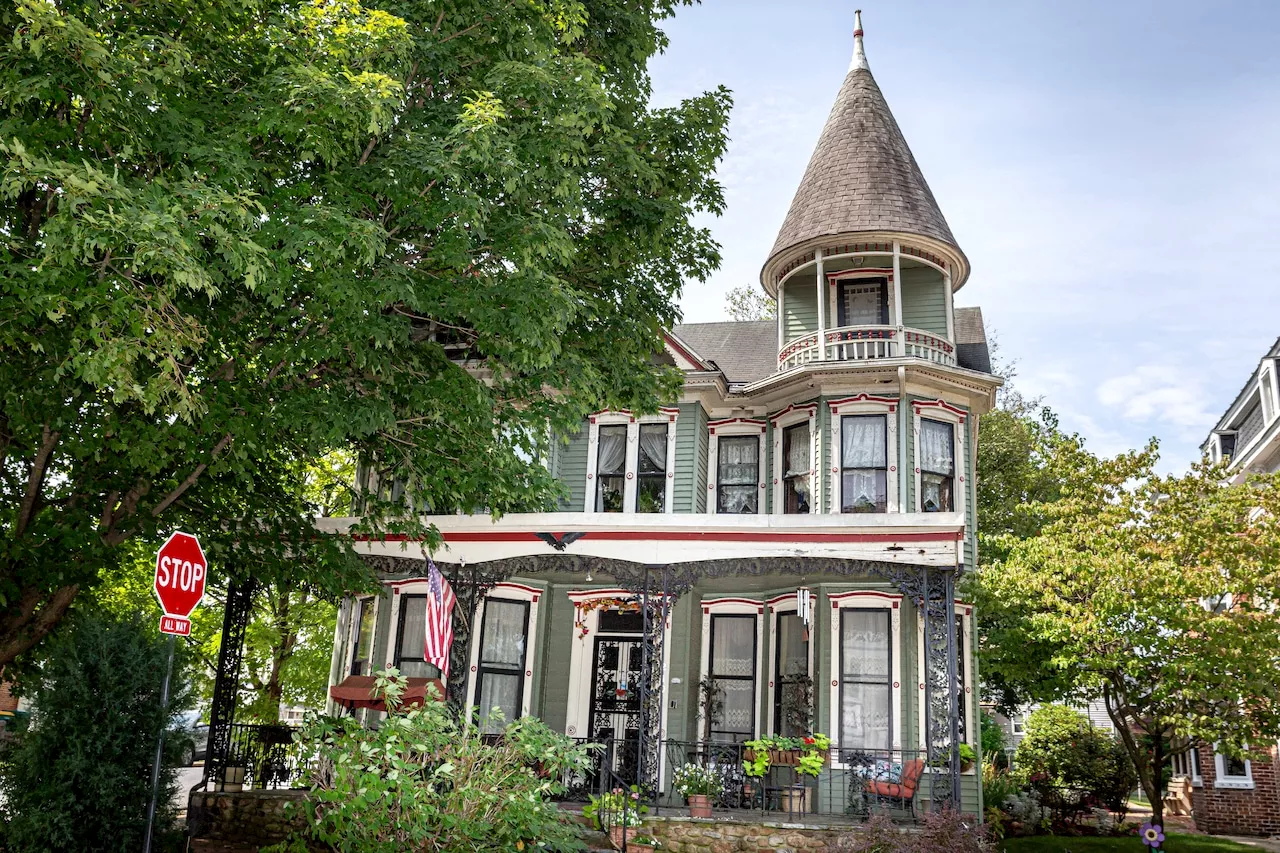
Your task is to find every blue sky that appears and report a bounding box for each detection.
[648,1,1280,469]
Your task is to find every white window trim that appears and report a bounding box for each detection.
[829,591,903,767]
[707,419,768,515]
[771,404,818,516]
[828,395,899,515]
[585,409,679,514]
[464,582,542,724]
[912,400,967,516]
[825,267,897,330]
[384,578,439,673]
[765,591,818,736]
[1214,747,1255,789]
[698,598,766,741]
[915,601,977,766]
[563,588,673,743]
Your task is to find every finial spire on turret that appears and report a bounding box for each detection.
[850,9,869,71]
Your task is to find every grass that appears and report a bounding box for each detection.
[1001,834,1259,852]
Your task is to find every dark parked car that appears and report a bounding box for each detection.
[174,713,209,766]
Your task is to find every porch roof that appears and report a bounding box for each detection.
[315,511,965,568]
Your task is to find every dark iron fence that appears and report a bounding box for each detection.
[221,723,307,790]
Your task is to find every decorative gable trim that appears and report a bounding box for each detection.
[828,394,898,412]
[769,402,818,425]
[708,418,767,434]
[911,399,967,422]
[664,332,715,372]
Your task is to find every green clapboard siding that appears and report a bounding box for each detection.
[900,267,948,338]
[674,403,705,513]
[556,423,589,511]
[695,406,709,512]
[784,275,819,342]
[537,584,573,733]
[665,597,695,742]
[818,401,833,513]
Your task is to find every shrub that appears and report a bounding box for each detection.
[981,759,1020,813]
[833,809,990,853]
[979,710,1006,765]
[0,612,190,853]
[1013,704,1135,820]
[277,671,594,853]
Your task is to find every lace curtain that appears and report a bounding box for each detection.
[638,424,667,473]
[597,425,626,475]
[919,419,954,475]
[842,416,886,468]
[718,437,758,484]
[480,600,527,667]
[841,610,891,751]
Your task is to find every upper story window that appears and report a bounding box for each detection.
[782,423,812,514]
[596,425,627,512]
[841,415,888,513]
[718,436,760,514]
[636,424,668,513]
[586,410,678,513]
[912,400,967,516]
[919,420,955,512]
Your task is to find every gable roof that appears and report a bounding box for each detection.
[764,24,962,282]
[953,307,992,374]
[671,321,776,384]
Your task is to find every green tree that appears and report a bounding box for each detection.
[0,611,190,852]
[725,284,776,321]
[0,0,731,666]
[980,442,1280,828]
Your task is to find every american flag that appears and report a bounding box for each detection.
[423,559,457,678]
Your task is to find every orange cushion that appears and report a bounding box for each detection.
[868,781,903,798]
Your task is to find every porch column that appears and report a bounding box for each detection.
[777,275,786,354]
[891,242,904,355]
[815,248,826,360]
[944,269,955,343]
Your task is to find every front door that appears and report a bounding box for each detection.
[836,277,888,327]
[588,634,644,783]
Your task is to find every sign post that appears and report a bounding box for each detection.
[145,532,208,853]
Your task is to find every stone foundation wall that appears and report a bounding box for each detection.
[641,815,871,853]
[188,790,308,846]
[1191,746,1280,837]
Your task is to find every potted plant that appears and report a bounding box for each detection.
[778,667,814,736]
[672,763,723,818]
[742,733,831,778]
[959,742,976,772]
[583,785,648,850]
[697,677,725,742]
[629,833,661,852]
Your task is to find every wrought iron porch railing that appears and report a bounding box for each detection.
[221,723,307,790]
[563,739,949,823]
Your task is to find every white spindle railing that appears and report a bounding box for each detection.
[777,325,955,370]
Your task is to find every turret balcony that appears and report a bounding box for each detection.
[778,324,955,370]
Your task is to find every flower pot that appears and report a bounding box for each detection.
[609,826,638,851]
[629,844,655,853]
[777,785,806,815]
[217,766,246,792]
[687,793,713,819]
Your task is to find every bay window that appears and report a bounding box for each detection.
[919,419,954,512]
[636,423,668,513]
[839,609,892,753]
[349,596,375,676]
[782,422,811,514]
[473,598,531,733]
[841,415,888,513]
[393,594,440,679]
[708,614,758,742]
[717,436,760,514]
[595,424,627,512]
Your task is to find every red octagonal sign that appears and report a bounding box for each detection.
[154,532,207,635]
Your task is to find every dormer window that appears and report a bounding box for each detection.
[840,414,888,513]
[718,436,760,514]
[595,425,627,512]
[919,419,955,512]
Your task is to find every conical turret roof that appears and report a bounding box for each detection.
[764,13,962,282]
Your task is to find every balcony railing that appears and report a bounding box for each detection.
[778,325,955,371]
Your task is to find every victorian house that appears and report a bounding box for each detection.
[322,15,1000,818]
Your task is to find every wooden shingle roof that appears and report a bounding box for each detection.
[765,20,961,277]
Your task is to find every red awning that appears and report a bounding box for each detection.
[328,675,445,711]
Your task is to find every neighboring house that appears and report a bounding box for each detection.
[990,700,1115,751]
[321,17,1001,817]
[1189,339,1280,836]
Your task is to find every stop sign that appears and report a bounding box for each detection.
[154,532,207,620]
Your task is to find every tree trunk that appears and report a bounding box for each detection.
[1151,734,1165,829]
[260,584,297,723]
